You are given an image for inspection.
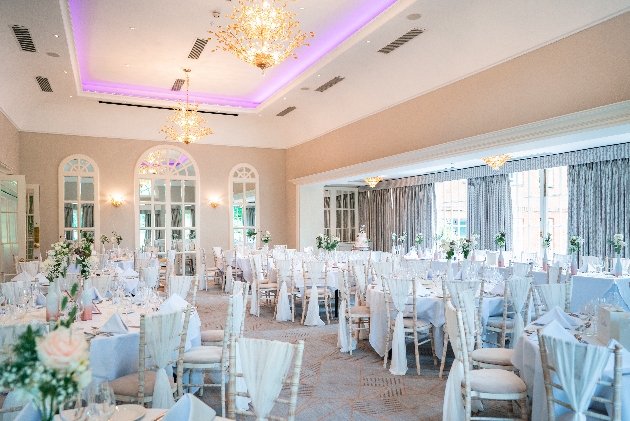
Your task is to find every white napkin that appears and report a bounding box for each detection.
[490,281,505,296]
[603,339,630,377]
[35,273,49,284]
[405,250,418,259]
[14,402,41,421]
[415,282,430,297]
[534,306,580,329]
[159,293,189,313]
[163,393,215,421]
[115,266,124,276]
[121,267,138,278]
[99,312,129,334]
[579,263,596,273]
[454,270,462,280]
[538,319,579,343]
[12,271,34,282]
[36,294,46,306]
[89,286,103,302]
[426,269,433,279]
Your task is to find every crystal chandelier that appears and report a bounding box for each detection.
[208,0,314,74]
[139,150,164,175]
[364,176,383,188]
[160,69,213,145]
[482,154,513,170]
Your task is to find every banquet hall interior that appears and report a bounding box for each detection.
[2,0,630,420]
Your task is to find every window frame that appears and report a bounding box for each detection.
[229,163,259,249]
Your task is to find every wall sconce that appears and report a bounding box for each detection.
[209,198,220,208]
[110,195,124,207]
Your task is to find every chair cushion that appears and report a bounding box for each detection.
[486,317,515,329]
[471,348,515,366]
[401,318,432,329]
[464,369,526,394]
[110,370,174,397]
[305,288,332,297]
[200,329,224,343]
[348,305,370,316]
[259,283,278,290]
[183,346,222,364]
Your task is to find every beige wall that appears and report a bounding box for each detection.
[19,132,286,254]
[284,11,630,248]
[0,109,19,173]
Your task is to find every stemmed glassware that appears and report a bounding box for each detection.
[87,382,116,421]
[59,397,88,421]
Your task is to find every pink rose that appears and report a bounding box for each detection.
[37,327,89,371]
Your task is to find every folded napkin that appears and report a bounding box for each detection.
[163,393,216,421]
[426,269,433,279]
[14,402,41,421]
[603,339,630,377]
[490,281,505,296]
[454,270,462,280]
[405,250,418,259]
[35,273,49,284]
[36,293,46,306]
[99,312,129,334]
[159,293,189,313]
[114,266,124,276]
[415,283,431,297]
[104,291,113,299]
[89,286,103,302]
[534,306,580,329]
[579,263,597,273]
[121,267,138,278]
[539,319,579,343]
[12,271,34,282]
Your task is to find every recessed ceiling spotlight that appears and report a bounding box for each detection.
[317,74,320,77]
[407,13,421,20]
[366,40,370,43]
[69,95,72,98]
[129,27,135,30]
[63,70,68,73]
[54,34,59,38]
[125,64,130,66]
[299,7,304,9]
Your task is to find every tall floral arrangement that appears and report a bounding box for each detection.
[414,233,424,245]
[494,231,506,250]
[541,233,552,249]
[608,234,626,254]
[459,233,478,259]
[440,239,458,260]
[316,234,340,252]
[0,281,90,421]
[111,231,123,246]
[568,235,584,254]
[260,231,271,243]
[40,239,73,283]
[100,234,109,246]
[246,229,257,240]
[74,231,98,280]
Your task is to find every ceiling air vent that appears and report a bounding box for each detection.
[11,25,36,52]
[35,76,52,92]
[377,28,424,54]
[171,78,185,91]
[315,76,345,93]
[188,38,208,59]
[277,106,296,116]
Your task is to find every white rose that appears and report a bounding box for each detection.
[37,327,89,372]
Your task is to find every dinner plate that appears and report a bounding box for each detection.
[112,404,146,421]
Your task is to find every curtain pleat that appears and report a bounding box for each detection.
[81,204,94,228]
[64,204,73,228]
[568,159,630,258]
[467,174,513,251]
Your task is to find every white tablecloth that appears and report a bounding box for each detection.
[571,273,630,311]
[366,285,504,359]
[512,323,630,421]
[268,267,340,291]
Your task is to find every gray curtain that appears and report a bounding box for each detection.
[245,208,256,227]
[467,174,513,251]
[360,184,436,252]
[171,207,182,227]
[64,204,73,228]
[568,159,630,258]
[81,204,94,228]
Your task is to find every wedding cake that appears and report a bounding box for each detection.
[353,226,370,250]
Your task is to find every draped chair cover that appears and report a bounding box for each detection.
[371,261,392,286]
[554,253,572,269]
[538,283,568,313]
[511,262,530,277]
[486,251,498,266]
[446,280,480,309]
[143,267,159,289]
[506,276,531,342]
[303,261,326,326]
[548,266,562,284]
[92,274,114,297]
[353,266,367,300]
[238,338,296,420]
[225,266,234,294]
[1,280,32,304]
[169,276,192,300]
[145,310,182,409]
[275,260,292,322]
[543,335,611,421]
[385,277,411,375]
[337,271,356,353]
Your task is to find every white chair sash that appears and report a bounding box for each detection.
[512,262,530,277]
[145,310,181,409]
[225,266,234,294]
[169,276,192,300]
[337,273,356,353]
[507,276,530,341]
[538,283,566,312]
[303,262,325,326]
[238,338,295,420]
[276,281,291,322]
[143,267,159,288]
[387,277,410,375]
[443,301,466,421]
[548,266,562,283]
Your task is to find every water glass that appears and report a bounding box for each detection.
[87,382,116,421]
[59,398,88,421]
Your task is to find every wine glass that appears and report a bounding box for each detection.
[59,397,88,421]
[87,382,116,421]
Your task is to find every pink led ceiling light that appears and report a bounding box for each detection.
[68,0,398,109]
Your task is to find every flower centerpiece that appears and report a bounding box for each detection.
[74,231,98,280]
[494,231,507,267]
[100,234,109,252]
[459,233,478,260]
[0,284,90,421]
[40,239,73,284]
[111,231,123,246]
[607,234,626,276]
[541,233,552,270]
[260,231,271,244]
[316,234,340,252]
[568,235,584,275]
[440,238,458,261]
[414,233,424,246]
[391,231,407,254]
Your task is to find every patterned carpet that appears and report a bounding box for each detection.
[195,286,513,421]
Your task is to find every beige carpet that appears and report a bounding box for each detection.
[195,286,514,420]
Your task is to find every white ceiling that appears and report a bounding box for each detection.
[1,0,629,149]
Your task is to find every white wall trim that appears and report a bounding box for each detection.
[289,100,630,186]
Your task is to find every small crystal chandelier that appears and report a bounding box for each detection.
[160,69,213,145]
[208,0,314,74]
[364,176,383,188]
[139,150,164,175]
[482,154,512,170]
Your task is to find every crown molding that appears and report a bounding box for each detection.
[290,99,630,186]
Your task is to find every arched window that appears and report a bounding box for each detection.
[229,164,259,249]
[59,155,99,241]
[135,147,199,275]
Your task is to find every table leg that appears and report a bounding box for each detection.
[334,290,339,318]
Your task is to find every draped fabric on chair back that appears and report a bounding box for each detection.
[303,262,326,287]
[486,251,498,266]
[511,262,530,277]
[445,280,480,309]
[92,274,113,297]
[406,259,430,277]
[541,335,611,421]
[276,260,292,284]
[169,276,193,300]
[144,310,184,409]
[505,276,531,341]
[372,261,392,284]
[537,283,569,314]
[143,267,159,288]
[547,266,562,284]
[554,253,572,269]
[352,265,367,296]
[338,271,355,353]
[442,301,467,421]
[250,254,265,282]
[237,338,297,420]
[467,174,513,251]
[384,276,411,375]
[580,256,599,267]
[568,158,630,259]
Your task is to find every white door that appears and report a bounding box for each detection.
[0,175,26,274]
